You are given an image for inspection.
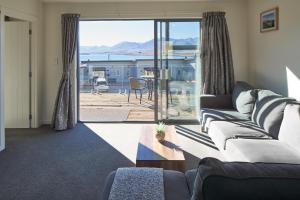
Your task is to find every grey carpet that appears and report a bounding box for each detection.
[0,123,200,200]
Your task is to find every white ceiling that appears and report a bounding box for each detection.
[42,0,217,2]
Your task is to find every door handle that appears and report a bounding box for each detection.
[160,69,169,80]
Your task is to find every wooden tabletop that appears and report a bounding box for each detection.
[136,125,185,161]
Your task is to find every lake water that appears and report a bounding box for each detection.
[80,53,188,62]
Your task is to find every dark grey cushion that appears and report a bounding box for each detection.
[102,171,115,200]
[232,81,257,116]
[251,90,295,139]
[102,170,191,200]
[163,170,191,200]
[191,158,300,200]
[278,103,300,153]
[185,169,197,196]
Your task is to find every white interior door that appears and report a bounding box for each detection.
[5,21,30,128]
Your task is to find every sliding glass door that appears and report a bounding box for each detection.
[155,20,201,122]
[77,19,200,123]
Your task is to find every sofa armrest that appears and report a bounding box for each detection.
[102,171,116,200]
[200,95,233,109]
[185,169,197,196]
[191,158,300,200]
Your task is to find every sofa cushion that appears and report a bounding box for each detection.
[185,169,197,196]
[252,90,295,139]
[102,171,115,200]
[278,103,300,153]
[225,139,300,164]
[163,170,191,200]
[208,121,269,151]
[232,81,257,116]
[200,108,250,131]
[102,170,191,200]
[191,157,300,200]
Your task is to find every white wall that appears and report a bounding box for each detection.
[248,0,300,100]
[0,0,41,16]
[42,0,249,124]
[0,0,44,151]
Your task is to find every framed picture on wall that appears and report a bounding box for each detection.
[260,7,279,33]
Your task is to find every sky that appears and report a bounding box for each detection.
[80,21,154,46]
[79,20,200,47]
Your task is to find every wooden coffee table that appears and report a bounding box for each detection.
[136,125,185,172]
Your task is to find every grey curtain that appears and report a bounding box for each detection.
[201,12,235,95]
[52,14,80,131]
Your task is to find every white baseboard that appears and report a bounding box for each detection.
[40,120,51,125]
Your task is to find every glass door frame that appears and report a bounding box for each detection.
[154,19,201,124]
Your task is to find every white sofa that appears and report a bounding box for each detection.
[200,82,300,164]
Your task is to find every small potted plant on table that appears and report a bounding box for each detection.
[156,122,166,142]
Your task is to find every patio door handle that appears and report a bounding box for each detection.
[160,69,169,80]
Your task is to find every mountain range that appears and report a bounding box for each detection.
[80,37,198,55]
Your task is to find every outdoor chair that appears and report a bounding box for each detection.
[160,80,173,103]
[128,78,146,104]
